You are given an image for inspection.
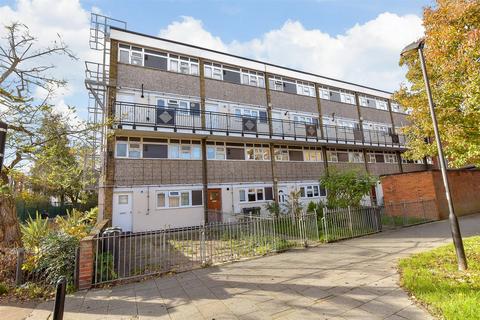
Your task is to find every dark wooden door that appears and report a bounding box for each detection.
[207,189,222,222]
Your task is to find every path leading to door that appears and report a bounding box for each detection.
[20,213,480,320]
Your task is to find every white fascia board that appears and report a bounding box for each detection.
[111,29,392,99]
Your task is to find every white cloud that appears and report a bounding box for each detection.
[159,14,424,91]
[159,16,228,52]
[0,0,95,116]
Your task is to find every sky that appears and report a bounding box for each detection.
[0,0,434,120]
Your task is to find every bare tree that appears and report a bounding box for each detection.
[0,22,91,246]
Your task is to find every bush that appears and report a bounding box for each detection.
[55,207,97,240]
[96,252,117,282]
[36,232,79,286]
[264,202,281,217]
[20,213,52,272]
[0,282,9,295]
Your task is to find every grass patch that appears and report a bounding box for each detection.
[398,236,480,320]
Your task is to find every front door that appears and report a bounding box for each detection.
[112,193,133,232]
[207,189,222,222]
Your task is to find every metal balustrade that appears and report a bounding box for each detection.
[114,101,406,148]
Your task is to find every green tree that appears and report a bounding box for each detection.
[394,0,480,167]
[0,23,94,246]
[320,169,376,208]
[30,114,97,206]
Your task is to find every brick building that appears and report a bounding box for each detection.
[88,24,430,232]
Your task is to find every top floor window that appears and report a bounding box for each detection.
[241,69,265,88]
[204,63,265,88]
[118,43,199,76]
[318,86,355,105]
[268,76,297,94]
[296,81,316,97]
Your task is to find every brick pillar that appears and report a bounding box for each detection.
[78,236,94,290]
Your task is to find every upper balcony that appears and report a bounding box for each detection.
[113,101,407,148]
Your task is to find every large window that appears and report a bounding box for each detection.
[116,137,201,160]
[299,185,326,198]
[241,69,265,88]
[239,187,273,202]
[118,43,198,75]
[156,190,203,209]
[245,145,270,161]
[296,81,316,97]
[206,143,226,160]
[274,147,289,161]
[304,149,323,162]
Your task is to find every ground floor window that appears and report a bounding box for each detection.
[156,190,202,209]
[299,185,326,198]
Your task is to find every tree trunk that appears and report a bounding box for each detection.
[0,193,22,247]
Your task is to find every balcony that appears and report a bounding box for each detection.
[113,101,406,148]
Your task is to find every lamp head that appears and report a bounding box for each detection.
[401,38,425,56]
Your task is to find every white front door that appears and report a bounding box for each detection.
[113,193,133,232]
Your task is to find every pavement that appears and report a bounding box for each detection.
[4,213,480,320]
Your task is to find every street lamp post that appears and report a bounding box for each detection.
[401,39,467,270]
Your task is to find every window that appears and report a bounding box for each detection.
[241,70,265,88]
[304,149,323,162]
[327,151,338,162]
[169,55,199,75]
[226,147,245,160]
[116,141,128,157]
[274,147,289,161]
[143,144,168,158]
[349,152,364,163]
[156,193,166,208]
[169,191,180,207]
[319,87,330,100]
[240,188,265,202]
[118,195,129,204]
[207,144,226,160]
[340,91,355,104]
[119,44,130,64]
[204,63,222,80]
[180,145,191,159]
[239,189,246,202]
[296,82,315,97]
[246,145,270,161]
[128,142,141,158]
[300,185,321,198]
[181,192,190,206]
[130,47,143,66]
[367,153,377,163]
[385,154,397,164]
[169,144,179,158]
[156,190,201,209]
[278,190,287,203]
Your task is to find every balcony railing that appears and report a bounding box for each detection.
[113,101,406,147]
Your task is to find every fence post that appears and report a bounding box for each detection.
[322,207,328,242]
[15,248,25,286]
[314,209,320,242]
[421,198,427,221]
[200,226,206,266]
[272,217,277,252]
[74,247,80,290]
[52,276,67,320]
[347,206,353,236]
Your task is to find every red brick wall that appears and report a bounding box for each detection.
[78,236,94,290]
[381,169,480,220]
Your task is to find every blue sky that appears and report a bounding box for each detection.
[0,0,433,120]
[82,0,430,41]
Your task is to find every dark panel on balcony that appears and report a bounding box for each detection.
[283,82,297,94]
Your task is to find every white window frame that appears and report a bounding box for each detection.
[156,190,200,209]
[245,145,270,161]
[299,185,321,199]
[115,141,128,158]
[239,187,265,203]
[327,151,338,162]
[349,151,364,163]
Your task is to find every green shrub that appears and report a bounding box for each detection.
[37,232,79,285]
[96,252,117,282]
[20,213,52,272]
[0,282,8,295]
[55,207,97,240]
[264,202,281,217]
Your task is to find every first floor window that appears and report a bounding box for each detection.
[116,142,127,157]
[128,143,141,158]
[169,192,180,207]
[239,189,246,202]
[300,185,321,198]
[157,193,166,208]
[181,192,190,206]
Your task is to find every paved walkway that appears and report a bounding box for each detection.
[16,214,480,319]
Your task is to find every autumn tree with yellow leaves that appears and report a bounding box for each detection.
[395,0,480,167]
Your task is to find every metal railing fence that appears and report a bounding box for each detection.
[114,101,405,147]
[93,213,319,284]
[381,199,438,229]
[321,206,382,242]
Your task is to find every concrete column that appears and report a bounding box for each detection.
[387,100,397,134]
[354,92,365,143]
[201,138,208,223]
[199,58,206,129]
[314,83,325,139]
[102,39,119,223]
[264,72,278,205]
